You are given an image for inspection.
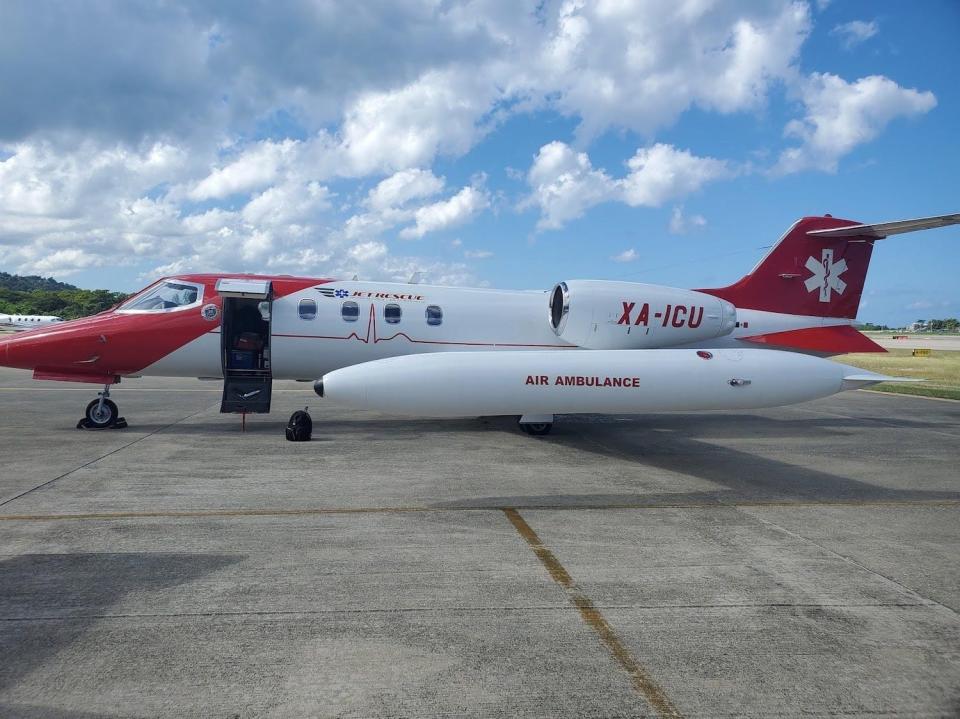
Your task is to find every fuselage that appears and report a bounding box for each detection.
[147,279,577,380]
[0,273,855,385]
[2,211,953,426]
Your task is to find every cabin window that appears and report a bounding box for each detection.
[384,304,402,324]
[298,298,317,320]
[341,301,359,322]
[425,305,443,326]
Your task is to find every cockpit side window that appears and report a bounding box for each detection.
[118,280,203,312]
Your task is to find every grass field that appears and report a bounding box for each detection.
[839,348,960,401]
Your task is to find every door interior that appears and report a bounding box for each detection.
[216,279,273,414]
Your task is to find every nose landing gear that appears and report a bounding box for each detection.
[77,384,127,430]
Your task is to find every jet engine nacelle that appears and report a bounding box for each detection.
[549,280,737,349]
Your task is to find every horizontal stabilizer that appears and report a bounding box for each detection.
[840,368,923,390]
[807,213,960,239]
[741,325,885,354]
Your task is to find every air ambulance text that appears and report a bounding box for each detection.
[525,375,641,387]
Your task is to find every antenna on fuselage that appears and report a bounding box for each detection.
[408,271,422,284]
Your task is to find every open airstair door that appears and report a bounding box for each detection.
[216,279,273,414]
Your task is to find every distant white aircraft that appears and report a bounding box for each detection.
[0,314,64,331]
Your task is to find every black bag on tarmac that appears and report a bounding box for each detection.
[285,410,312,442]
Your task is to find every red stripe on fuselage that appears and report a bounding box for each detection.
[0,274,330,381]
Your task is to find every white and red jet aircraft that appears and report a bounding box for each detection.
[0,314,63,331]
[0,212,956,434]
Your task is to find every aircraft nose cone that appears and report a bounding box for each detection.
[0,334,21,368]
[0,334,31,369]
[0,329,71,371]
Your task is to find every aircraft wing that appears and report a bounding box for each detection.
[807,213,960,239]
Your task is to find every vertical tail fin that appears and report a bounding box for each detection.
[699,216,874,319]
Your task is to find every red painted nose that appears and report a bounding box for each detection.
[0,323,104,377]
[0,333,25,369]
[1,330,59,370]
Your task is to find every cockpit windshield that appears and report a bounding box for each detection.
[118,280,203,312]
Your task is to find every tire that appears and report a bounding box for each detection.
[520,422,552,436]
[85,398,119,428]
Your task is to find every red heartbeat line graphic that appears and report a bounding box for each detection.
[273,304,569,348]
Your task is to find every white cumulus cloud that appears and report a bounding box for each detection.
[464,249,493,259]
[537,0,811,140]
[348,241,389,262]
[525,141,729,230]
[400,185,490,239]
[189,139,300,201]
[621,145,731,208]
[241,181,331,227]
[365,168,444,212]
[524,141,618,230]
[0,2,939,289]
[668,206,707,235]
[774,73,937,174]
[831,20,879,49]
[339,69,493,176]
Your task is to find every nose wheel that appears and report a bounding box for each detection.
[77,385,127,429]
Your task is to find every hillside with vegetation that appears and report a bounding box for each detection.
[0,272,129,319]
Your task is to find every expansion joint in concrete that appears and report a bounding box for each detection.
[502,507,684,719]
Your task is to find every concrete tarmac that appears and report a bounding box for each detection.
[0,367,958,718]
[866,333,960,351]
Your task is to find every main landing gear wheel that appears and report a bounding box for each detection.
[518,419,553,436]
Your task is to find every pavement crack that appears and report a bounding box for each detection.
[790,404,960,440]
[3,498,959,522]
[0,600,936,623]
[738,509,960,619]
[0,402,218,509]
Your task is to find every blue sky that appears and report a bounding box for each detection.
[0,0,957,326]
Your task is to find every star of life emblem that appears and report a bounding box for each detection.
[316,287,349,298]
[804,248,847,303]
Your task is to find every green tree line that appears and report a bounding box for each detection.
[0,273,129,319]
[914,318,960,332]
